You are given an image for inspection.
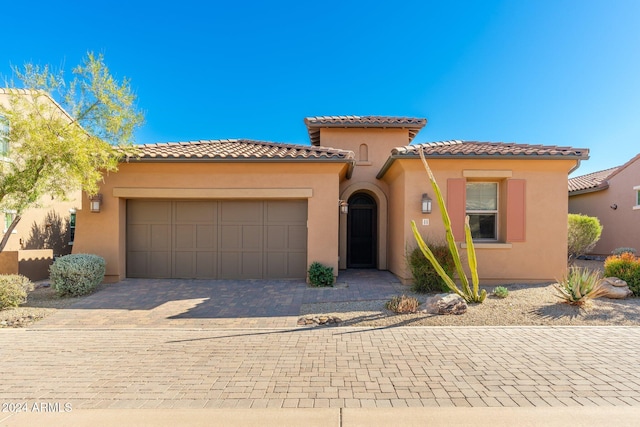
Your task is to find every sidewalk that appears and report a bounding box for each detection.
[3,407,640,426]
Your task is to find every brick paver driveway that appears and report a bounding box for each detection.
[32,270,407,329]
[1,270,639,412]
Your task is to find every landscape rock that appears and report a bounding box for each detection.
[599,277,633,299]
[297,315,342,326]
[424,293,468,315]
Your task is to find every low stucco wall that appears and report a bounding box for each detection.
[0,249,53,281]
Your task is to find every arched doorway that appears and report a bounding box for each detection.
[347,193,377,268]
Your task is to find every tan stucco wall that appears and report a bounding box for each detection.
[569,158,640,255]
[319,128,412,270]
[382,158,578,285]
[72,162,348,282]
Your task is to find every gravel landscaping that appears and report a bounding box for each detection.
[2,260,639,328]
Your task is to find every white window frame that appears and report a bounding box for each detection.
[466,181,499,241]
[0,115,9,158]
[3,210,17,234]
[634,185,640,210]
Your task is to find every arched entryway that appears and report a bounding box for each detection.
[347,193,377,268]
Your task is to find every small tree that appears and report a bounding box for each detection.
[567,213,602,265]
[0,53,144,251]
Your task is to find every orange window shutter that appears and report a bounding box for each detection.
[506,179,526,242]
[447,179,466,242]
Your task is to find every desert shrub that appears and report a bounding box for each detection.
[604,252,640,295]
[0,275,34,309]
[308,262,334,287]
[612,247,637,256]
[49,254,106,297]
[567,214,602,265]
[493,286,509,298]
[385,295,420,313]
[554,266,605,305]
[407,244,455,293]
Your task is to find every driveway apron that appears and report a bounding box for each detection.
[32,270,407,329]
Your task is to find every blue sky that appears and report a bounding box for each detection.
[2,0,639,177]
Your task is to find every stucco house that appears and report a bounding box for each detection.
[72,115,588,285]
[0,90,79,280]
[569,153,640,255]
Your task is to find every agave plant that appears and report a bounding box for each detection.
[411,149,486,303]
[554,266,606,306]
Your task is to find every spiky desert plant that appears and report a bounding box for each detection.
[411,149,486,303]
[554,266,606,305]
[385,295,420,314]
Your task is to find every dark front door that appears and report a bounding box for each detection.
[347,193,377,268]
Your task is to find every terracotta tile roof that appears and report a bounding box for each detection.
[568,166,619,193]
[304,115,427,146]
[127,139,355,161]
[377,140,590,179]
[393,140,589,158]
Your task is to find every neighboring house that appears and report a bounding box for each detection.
[72,115,588,285]
[0,90,80,280]
[569,154,640,255]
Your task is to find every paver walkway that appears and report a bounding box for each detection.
[1,327,640,410]
[32,270,408,329]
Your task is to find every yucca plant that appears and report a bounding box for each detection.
[411,149,486,303]
[554,266,606,306]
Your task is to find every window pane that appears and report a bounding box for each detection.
[468,214,496,239]
[637,190,640,206]
[466,183,497,211]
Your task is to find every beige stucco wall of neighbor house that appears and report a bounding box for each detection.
[569,157,640,255]
[0,91,80,262]
[319,128,412,270]
[382,158,578,285]
[72,161,349,282]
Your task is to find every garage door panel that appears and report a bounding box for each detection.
[288,252,308,277]
[242,252,262,277]
[242,226,262,249]
[129,201,171,222]
[150,225,170,250]
[221,201,262,222]
[149,252,171,277]
[175,201,217,222]
[219,252,240,279]
[266,225,286,249]
[266,252,286,278]
[288,225,307,250]
[128,225,150,251]
[196,252,216,277]
[220,225,240,250]
[195,225,215,248]
[173,251,194,277]
[266,200,307,222]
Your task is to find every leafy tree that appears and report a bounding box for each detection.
[567,213,602,265]
[0,53,143,251]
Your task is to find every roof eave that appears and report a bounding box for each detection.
[376,153,589,180]
[569,183,609,196]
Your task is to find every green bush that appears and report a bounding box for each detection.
[567,214,602,264]
[605,252,640,295]
[554,266,605,305]
[49,254,106,297]
[385,295,420,313]
[308,262,334,287]
[407,244,454,293]
[493,286,509,298]
[0,275,34,309]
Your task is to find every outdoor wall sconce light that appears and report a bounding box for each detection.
[339,200,349,215]
[610,204,618,210]
[90,194,103,213]
[421,193,432,214]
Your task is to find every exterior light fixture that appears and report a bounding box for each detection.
[421,193,432,214]
[339,200,349,215]
[610,204,618,210]
[90,194,103,213]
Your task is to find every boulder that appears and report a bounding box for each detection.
[424,293,468,315]
[599,277,632,299]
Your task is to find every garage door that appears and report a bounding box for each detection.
[126,200,308,279]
